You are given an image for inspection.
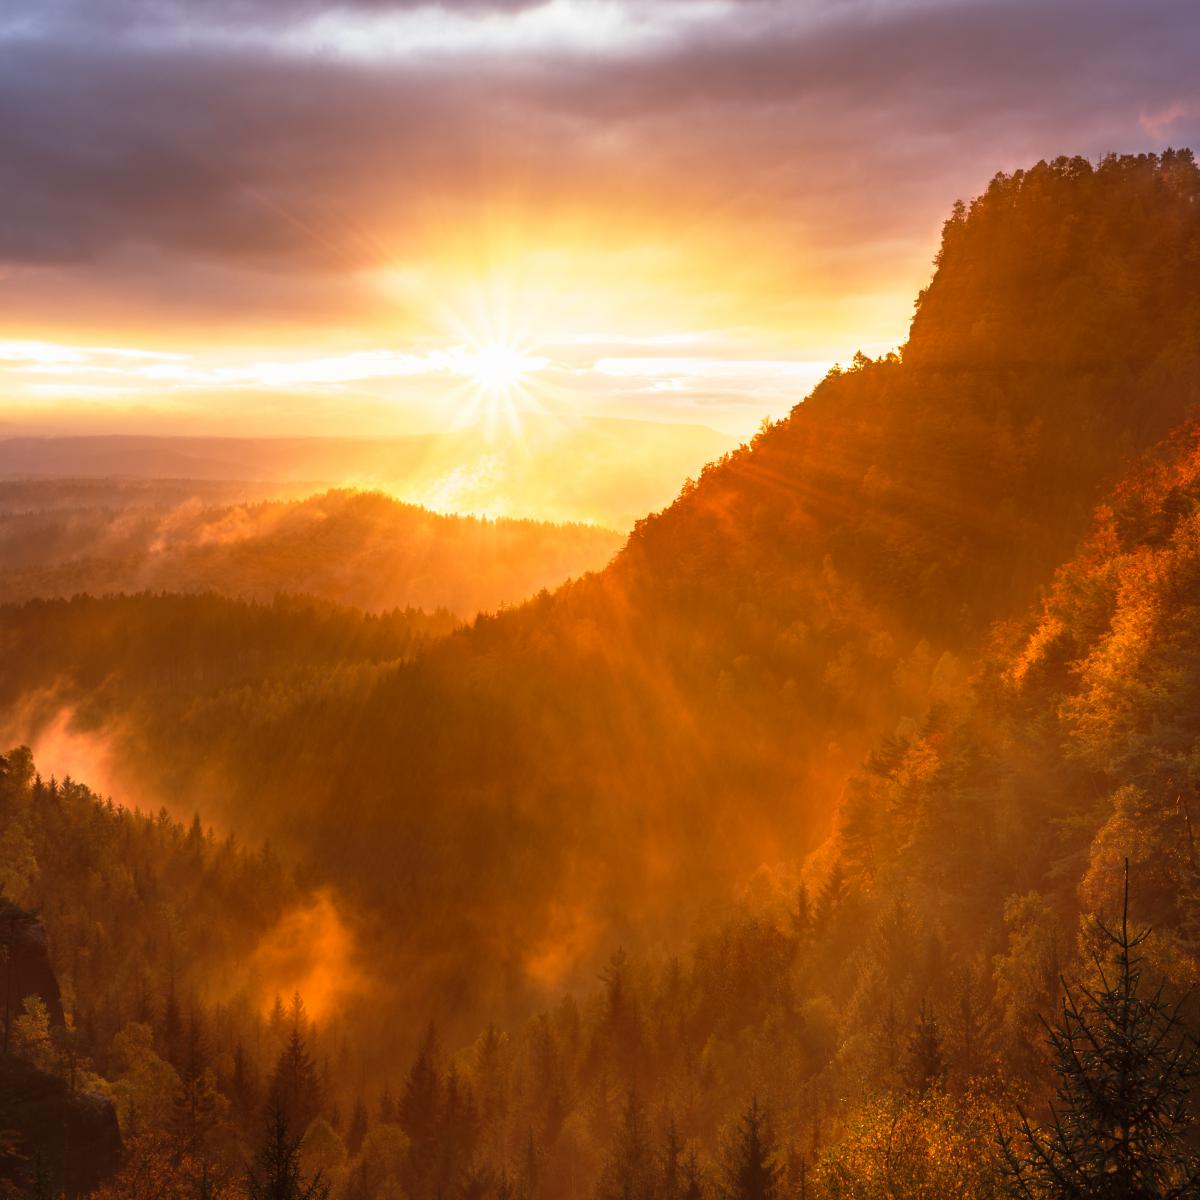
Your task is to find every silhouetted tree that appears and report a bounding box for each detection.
[597,1090,656,1200]
[398,1023,440,1144]
[719,1099,780,1200]
[681,1149,706,1200]
[347,1096,368,1154]
[271,1018,323,1137]
[999,864,1200,1199]
[904,1001,945,1095]
[246,1102,330,1200]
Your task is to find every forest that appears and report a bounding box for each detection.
[4,150,1200,1200]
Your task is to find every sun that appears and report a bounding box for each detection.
[461,342,544,393]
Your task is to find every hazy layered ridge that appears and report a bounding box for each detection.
[0,485,624,618]
[0,416,736,530]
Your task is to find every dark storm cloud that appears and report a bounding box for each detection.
[0,0,1197,283]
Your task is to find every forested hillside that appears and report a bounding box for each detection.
[11,419,1200,1199]
[3,150,1199,1068]
[0,486,623,618]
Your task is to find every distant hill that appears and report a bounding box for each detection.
[0,485,624,618]
[0,415,736,530]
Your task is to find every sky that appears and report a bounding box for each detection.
[0,0,1197,440]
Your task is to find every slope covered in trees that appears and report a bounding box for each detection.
[13,418,1200,1196]
[3,151,1199,1040]
[0,486,623,618]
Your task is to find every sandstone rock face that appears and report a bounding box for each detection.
[0,1053,122,1197]
[1,901,66,1029]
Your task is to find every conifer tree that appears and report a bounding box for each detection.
[681,1149,705,1200]
[268,995,287,1041]
[230,1041,259,1122]
[246,1102,330,1200]
[904,1001,945,1095]
[398,1023,441,1145]
[347,1096,369,1155]
[600,950,644,1084]
[271,1016,323,1137]
[170,1008,221,1159]
[999,863,1200,1199]
[597,1090,656,1200]
[438,1066,480,1194]
[946,960,995,1085]
[719,1099,780,1200]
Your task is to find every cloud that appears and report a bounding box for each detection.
[0,0,1196,437]
[1140,99,1198,141]
[1,0,1195,276]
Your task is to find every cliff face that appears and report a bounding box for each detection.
[2,901,66,1029]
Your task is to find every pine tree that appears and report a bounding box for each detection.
[398,1023,441,1145]
[230,1041,259,1121]
[600,950,644,1085]
[596,1090,656,1200]
[783,1143,809,1200]
[946,961,993,1085]
[271,1018,323,1137]
[438,1066,480,1195]
[681,1149,705,1200]
[999,863,1200,1199]
[268,995,287,1041]
[347,1096,369,1154]
[904,1001,945,1095]
[170,1008,221,1160]
[719,1099,780,1200]
[246,1102,330,1200]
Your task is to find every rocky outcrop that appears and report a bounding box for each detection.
[0,1054,121,1197]
[1,899,66,1030]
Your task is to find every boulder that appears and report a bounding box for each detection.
[0,1053,121,1197]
